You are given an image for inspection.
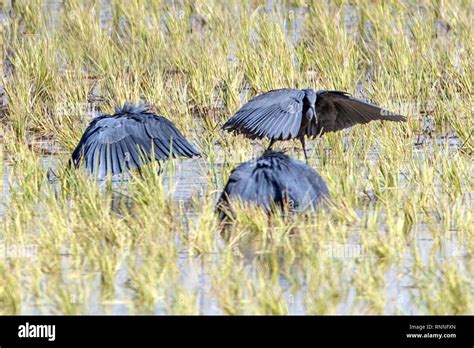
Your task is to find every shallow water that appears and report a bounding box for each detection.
[0,0,472,315]
[1,132,470,314]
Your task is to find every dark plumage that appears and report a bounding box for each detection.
[216,151,329,219]
[223,88,406,160]
[71,102,200,178]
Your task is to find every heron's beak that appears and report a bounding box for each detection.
[311,106,317,123]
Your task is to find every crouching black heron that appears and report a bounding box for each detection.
[216,151,329,220]
[71,103,200,178]
[223,88,406,161]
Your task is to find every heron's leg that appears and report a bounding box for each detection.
[300,136,308,163]
[267,138,276,151]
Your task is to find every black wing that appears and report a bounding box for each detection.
[308,91,406,136]
[216,151,329,219]
[72,107,200,177]
[222,89,305,141]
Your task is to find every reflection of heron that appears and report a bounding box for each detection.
[223,88,406,161]
[216,151,329,220]
[71,103,200,178]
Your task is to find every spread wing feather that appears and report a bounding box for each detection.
[216,151,329,219]
[312,91,406,136]
[223,89,305,141]
[72,105,200,177]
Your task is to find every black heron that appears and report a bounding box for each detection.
[223,88,406,160]
[71,103,200,178]
[216,151,329,219]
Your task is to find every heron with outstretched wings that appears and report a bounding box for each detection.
[223,88,406,160]
[71,103,200,178]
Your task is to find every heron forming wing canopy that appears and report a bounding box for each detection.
[72,105,200,177]
[223,89,306,141]
[217,151,329,217]
[310,91,406,136]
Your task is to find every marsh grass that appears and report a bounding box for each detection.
[0,0,472,314]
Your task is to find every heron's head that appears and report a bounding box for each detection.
[303,88,316,106]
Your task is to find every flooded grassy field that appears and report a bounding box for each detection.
[0,0,473,314]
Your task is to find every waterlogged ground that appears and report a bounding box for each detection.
[1,134,472,315]
[0,0,473,314]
